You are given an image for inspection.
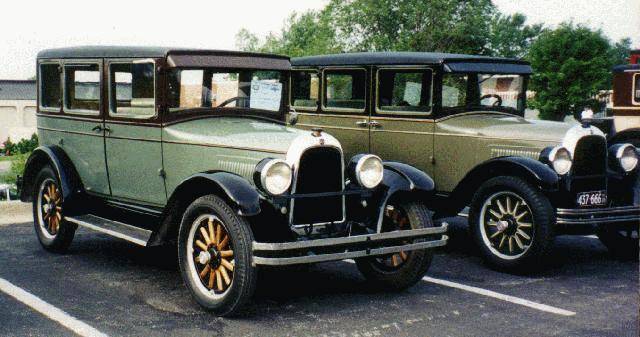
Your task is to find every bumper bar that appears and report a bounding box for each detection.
[556,205,640,225]
[252,223,448,266]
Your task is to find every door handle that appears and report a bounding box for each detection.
[355,120,369,128]
[91,125,102,132]
[369,120,382,129]
[103,126,111,134]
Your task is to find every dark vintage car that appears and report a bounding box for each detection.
[18,47,448,316]
[289,52,639,271]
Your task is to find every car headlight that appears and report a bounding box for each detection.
[354,154,384,189]
[541,146,572,175]
[256,159,292,195]
[610,144,638,173]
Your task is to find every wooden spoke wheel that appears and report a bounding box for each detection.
[188,214,234,297]
[37,178,63,238]
[479,191,534,260]
[374,205,412,270]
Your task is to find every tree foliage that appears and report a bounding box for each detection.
[528,23,630,120]
[236,0,542,58]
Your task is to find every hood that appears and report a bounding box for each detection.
[441,113,573,144]
[163,117,307,155]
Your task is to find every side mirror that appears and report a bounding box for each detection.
[288,110,298,126]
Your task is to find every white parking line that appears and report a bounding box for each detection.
[0,277,108,337]
[343,260,576,317]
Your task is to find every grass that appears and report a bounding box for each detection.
[0,156,13,162]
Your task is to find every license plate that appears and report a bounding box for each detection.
[576,190,607,207]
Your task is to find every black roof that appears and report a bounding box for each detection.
[0,80,36,100]
[613,64,640,72]
[292,52,529,67]
[37,46,288,60]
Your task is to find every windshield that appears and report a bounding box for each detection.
[442,73,526,113]
[167,68,286,116]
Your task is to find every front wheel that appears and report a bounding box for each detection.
[469,176,555,272]
[177,195,257,316]
[597,226,639,260]
[356,201,434,290]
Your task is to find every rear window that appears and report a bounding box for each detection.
[39,63,61,110]
[634,73,640,104]
[64,64,100,113]
[291,70,319,109]
[323,69,366,111]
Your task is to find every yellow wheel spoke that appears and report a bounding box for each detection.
[195,240,208,252]
[399,251,408,261]
[518,222,532,228]
[208,218,215,245]
[506,197,512,214]
[219,266,231,285]
[218,235,229,250]
[496,199,507,215]
[514,235,524,250]
[498,234,506,249]
[215,225,222,247]
[487,221,498,227]
[43,194,50,202]
[215,269,223,291]
[391,254,400,266]
[208,269,216,289]
[512,201,520,215]
[489,209,502,219]
[199,227,212,246]
[199,265,210,279]
[508,237,514,253]
[516,229,531,240]
[56,212,61,221]
[490,230,503,239]
[220,250,233,258]
[220,258,234,272]
[515,211,528,221]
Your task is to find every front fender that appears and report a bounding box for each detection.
[20,146,82,204]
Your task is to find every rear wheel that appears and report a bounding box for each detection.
[32,165,75,253]
[470,176,554,272]
[177,194,256,316]
[356,201,434,290]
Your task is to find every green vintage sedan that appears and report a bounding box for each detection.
[291,52,640,271]
[19,47,448,316]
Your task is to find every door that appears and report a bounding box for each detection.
[291,67,370,160]
[54,60,110,195]
[369,66,436,177]
[104,60,166,206]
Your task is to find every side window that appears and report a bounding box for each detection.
[323,69,366,111]
[634,73,640,105]
[109,63,155,118]
[39,63,61,110]
[442,74,468,108]
[64,64,100,114]
[291,70,319,109]
[377,68,433,114]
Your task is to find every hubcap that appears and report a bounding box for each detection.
[480,191,534,260]
[187,215,234,298]
[37,179,62,238]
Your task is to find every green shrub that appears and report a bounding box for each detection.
[2,133,38,156]
[0,153,29,185]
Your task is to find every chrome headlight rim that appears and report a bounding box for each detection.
[259,159,292,195]
[355,154,384,189]
[548,146,572,175]
[614,143,638,173]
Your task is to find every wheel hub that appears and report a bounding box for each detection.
[208,247,222,269]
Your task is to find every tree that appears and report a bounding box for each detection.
[236,0,541,58]
[528,23,626,121]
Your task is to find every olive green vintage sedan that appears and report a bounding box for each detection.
[291,52,640,271]
[19,47,448,316]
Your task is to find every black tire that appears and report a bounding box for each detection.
[32,165,75,253]
[469,176,555,272]
[177,194,257,316]
[597,227,639,260]
[356,201,434,291]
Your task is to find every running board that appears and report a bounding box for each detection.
[64,215,152,246]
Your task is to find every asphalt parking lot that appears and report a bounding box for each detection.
[0,212,637,337]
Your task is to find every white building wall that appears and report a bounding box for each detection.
[0,99,37,143]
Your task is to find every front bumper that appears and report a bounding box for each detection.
[251,223,448,266]
[556,205,640,225]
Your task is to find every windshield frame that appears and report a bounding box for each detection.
[161,66,289,124]
[438,71,529,117]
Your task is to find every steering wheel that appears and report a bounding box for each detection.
[218,96,248,108]
[480,94,503,107]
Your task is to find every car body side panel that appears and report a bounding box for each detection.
[433,113,567,192]
[37,115,110,195]
[294,113,370,160]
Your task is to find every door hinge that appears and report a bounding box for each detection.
[158,169,166,179]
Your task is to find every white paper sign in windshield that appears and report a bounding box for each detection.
[250,80,282,111]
